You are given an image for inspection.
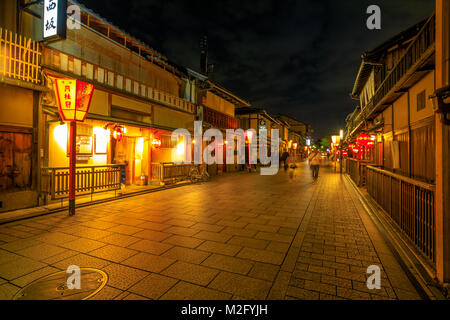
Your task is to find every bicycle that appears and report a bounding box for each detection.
[188,164,210,183]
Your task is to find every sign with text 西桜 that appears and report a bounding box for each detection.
[43,0,67,41]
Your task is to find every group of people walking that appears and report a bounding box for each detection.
[280,149,322,179]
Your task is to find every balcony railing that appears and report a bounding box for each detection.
[0,28,41,84]
[41,164,124,200]
[203,106,240,129]
[346,15,435,137]
[346,158,371,187]
[366,165,436,264]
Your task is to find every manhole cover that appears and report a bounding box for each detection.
[13,268,108,300]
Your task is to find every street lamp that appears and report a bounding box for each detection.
[54,79,94,216]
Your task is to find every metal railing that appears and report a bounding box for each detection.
[0,28,41,84]
[366,165,436,263]
[41,164,124,200]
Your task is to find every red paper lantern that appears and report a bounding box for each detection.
[356,133,370,147]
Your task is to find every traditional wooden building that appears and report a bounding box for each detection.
[344,8,450,285]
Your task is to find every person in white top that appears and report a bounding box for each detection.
[308,149,322,179]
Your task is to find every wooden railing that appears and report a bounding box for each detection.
[203,106,240,129]
[41,164,124,200]
[366,166,436,263]
[151,162,197,183]
[346,158,371,187]
[0,28,41,84]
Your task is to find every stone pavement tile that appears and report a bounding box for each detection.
[162,246,210,264]
[135,230,172,242]
[0,238,43,252]
[73,228,114,241]
[0,228,32,239]
[237,247,284,265]
[16,243,68,261]
[0,233,18,243]
[351,280,390,298]
[136,221,171,231]
[198,241,242,256]
[303,279,337,295]
[0,256,46,280]
[216,219,247,229]
[164,226,198,237]
[162,261,219,286]
[285,286,320,300]
[191,223,225,233]
[80,220,117,230]
[227,236,269,250]
[321,274,352,289]
[60,238,106,253]
[278,227,297,236]
[165,219,196,228]
[122,293,150,300]
[194,231,232,243]
[107,217,145,227]
[0,283,21,300]
[308,265,336,276]
[138,215,171,223]
[160,281,231,300]
[11,266,60,288]
[89,244,138,263]
[220,227,258,238]
[129,273,178,299]
[335,269,367,282]
[89,286,124,300]
[335,256,363,267]
[319,293,347,300]
[336,287,371,300]
[32,232,79,246]
[266,241,290,253]
[41,250,78,265]
[208,272,272,300]
[103,264,149,291]
[248,262,280,282]
[122,252,175,273]
[128,239,173,255]
[107,225,143,236]
[245,223,279,233]
[52,253,110,270]
[392,287,421,300]
[202,254,253,275]
[99,234,140,247]
[322,260,350,271]
[0,250,19,265]
[291,269,321,282]
[163,235,204,249]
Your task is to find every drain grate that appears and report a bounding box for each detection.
[13,268,108,300]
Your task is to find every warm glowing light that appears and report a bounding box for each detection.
[152,138,162,148]
[356,133,370,146]
[176,142,185,156]
[340,130,344,140]
[135,137,144,160]
[293,143,298,149]
[192,139,196,144]
[54,124,68,151]
[54,79,94,122]
[94,127,109,154]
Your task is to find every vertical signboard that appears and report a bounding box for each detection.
[43,0,67,41]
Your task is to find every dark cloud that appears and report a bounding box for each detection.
[77,0,435,139]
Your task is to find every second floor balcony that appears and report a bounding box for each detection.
[0,28,41,86]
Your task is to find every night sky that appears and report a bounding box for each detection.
[77,0,435,140]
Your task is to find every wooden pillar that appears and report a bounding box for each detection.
[435,0,450,283]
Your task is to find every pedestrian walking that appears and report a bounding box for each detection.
[280,151,290,170]
[308,149,321,180]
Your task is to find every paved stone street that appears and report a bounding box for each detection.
[0,162,422,300]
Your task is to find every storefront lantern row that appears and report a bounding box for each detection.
[54,78,95,217]
[356,133,371,147]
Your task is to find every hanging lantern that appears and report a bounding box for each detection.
[112,126,126,141]
[366,140,375,148]
[55,79,94,122]
[293,143,298,150]
[356,133,370,147]
[152,138,162,148]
